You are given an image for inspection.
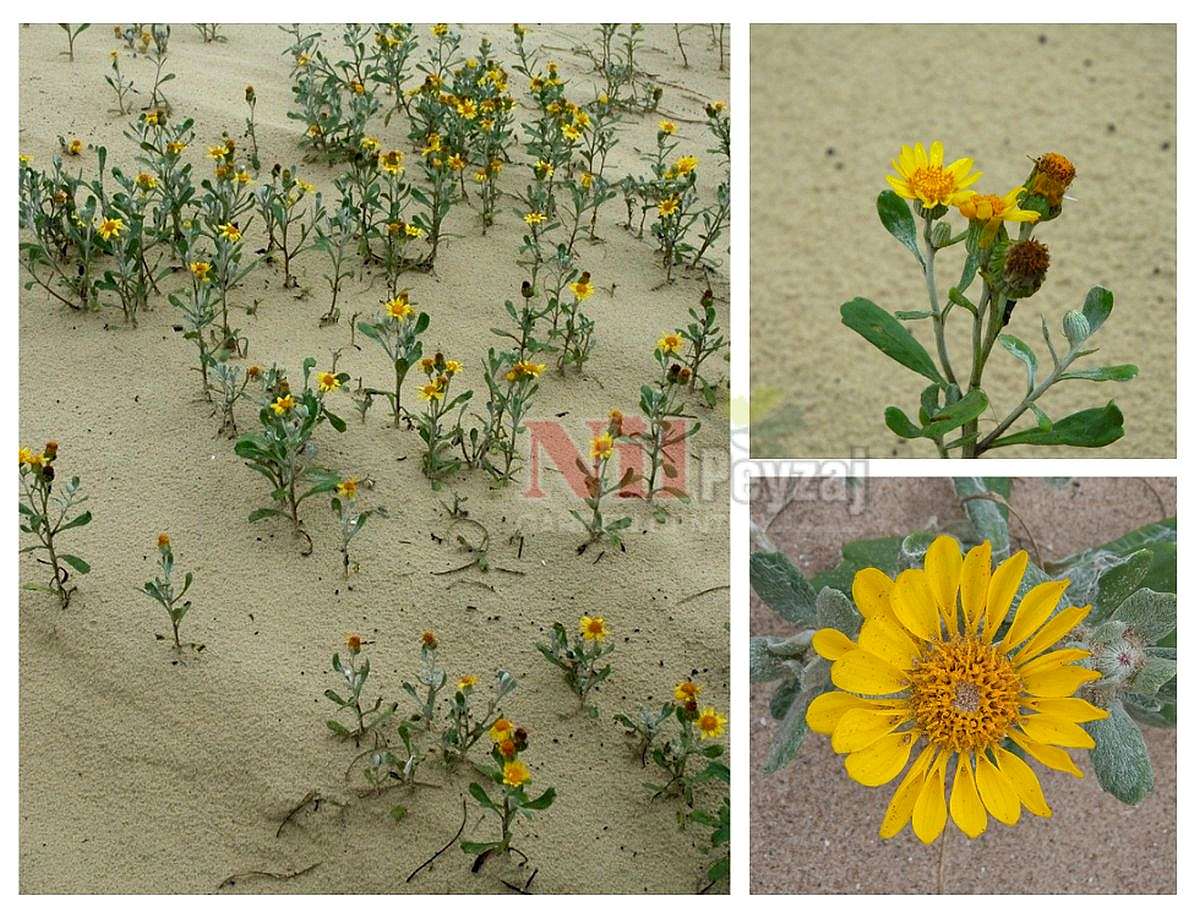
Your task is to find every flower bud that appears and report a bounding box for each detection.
[1002,238,1050,299]
[930,220,953,249]
[157,532,171,550]
[43,440,59,461]
[1023,151,1076,221]
[1062,309,1091,347]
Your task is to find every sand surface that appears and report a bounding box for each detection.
[750,477,1176,893]
[750,24,1176,458]
[18,23,730,894]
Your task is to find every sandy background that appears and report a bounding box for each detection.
[750,25,1176,458]
[750,477,1176,893]
[17,24,730,894]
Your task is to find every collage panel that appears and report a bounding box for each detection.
[750,476,1176,893]
[750,24,1176,459]
[17,22,731,894]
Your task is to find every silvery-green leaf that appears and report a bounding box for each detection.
[954,477,1011,556]
[1092,549,1154,622]
[769,677,799,721]
[751,551,817,625]
[815,587,859,635]
[1086,699,1154,805]
[750,637,786,684]
[897,531,935,571]
[1128,655,1176,696]
[1112,588,1176,643]
[764,685,817,774]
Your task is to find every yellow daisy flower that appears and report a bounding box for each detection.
[502,759,532,787]
[590,432,614,461]
[658,332,684,355]
[457,674,478,692]
[523,211,547,226]
[671,154,698,176]
[385,295,413,320]
[336,477,358,498]
[957,186,1041,244]
[189,261,212,283]
[271,394,296,415]
[378,149,405,175]
[98,217,124,241]
[404,224,424,238]
[674,680,701,703]
[419,381,444,401]
[579,614,609,642]
[886,141,981,210]
[658,196,680,217]
[316,371,341,393]
[570,277,594,301]
[489,718,514,742]
[807,535,1108,844]
[697,706,727,740]
[219,223,241,243]
[659,120,676,135]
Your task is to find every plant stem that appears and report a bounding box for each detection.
[922,215,957,388]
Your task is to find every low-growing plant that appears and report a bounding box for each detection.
[209,358,261,437]
[460,351,545,483]
[675,287,727,401]
[462,720,555,874]
[242,85,261,173]
[256,165,320,288]
[59,23,90,63]
[645,680,728,807]
[536,616,614,716]
[170,257,219,398]
[552,270,597,373]
[846,143,1138,457]
[615,701,674,766]
[18,440,91,609]
[194,23,226,44]
[330,475,386,577]
[441,670,518,766]
[402,630,447,734]
[416,352,472,485]
[312,204,356,325]
[105,49,138,115]
[139,533,198,651]
[571,412,635,551]
[234,360,348,552]
[629,337,700,510]
[357,293,430,427]
[326,633,397,745]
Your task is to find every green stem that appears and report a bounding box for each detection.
[922,215,958,388]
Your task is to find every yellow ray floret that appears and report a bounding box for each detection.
[806,534,1107,843]
[886,141,981,210]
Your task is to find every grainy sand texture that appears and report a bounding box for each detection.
[750,24,1176,458]
[750,477,1176,894]
[18,23,731,894]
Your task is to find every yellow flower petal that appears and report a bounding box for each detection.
[891,569,941,641]
[806,691,876,735]
[949,752,988,839]
[924,535,963,635]
[928,140,944,168]
[994,746,1052,817]
[912,143,928,170]
[844,729,918,787]
[1008,729,1084,778]
[812,627,855,661]
[852,567,895,619]
[1019,713,1096,749]
[1018,646,1093,673]
[911,749,949,844]
[1020,662,1100,698]
[885,174,914,199]
[831,707,909,754]
[879,744,936,839]
[973,749,1021,825]
[831,648,909,696]
[960,541,992,633]
[1002,579,1069,651]
[983,549,1027,642]
[1012,604,1090,666]
[1026,696,1110,723]
[858,614,919,672]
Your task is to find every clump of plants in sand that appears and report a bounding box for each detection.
[326,633,398,745]
[536,615,615,717]
[139,533,200,651]
[570,411,636,551]
[843,144,1137,457]
[330,475,386,577]
[750,477,1175,858]
[18,440,91,609]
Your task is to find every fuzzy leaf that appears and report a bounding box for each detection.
[876,190,921,261]
[750,551,817,625]
[750,636,787,684]
[1112,588,1176,643]
[1081,286,1114,335]
[840,297,943,385]
[988,402,1125,449]
[764,685,816,774]
[1086,699,1154,805]
[815,587,859,635]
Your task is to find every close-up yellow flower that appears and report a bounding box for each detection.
[336,477,358,499]
[98,217,124,241]
[419,381,444,401]
[674,680,701,703]
[806,535,1108,844]
[219,223,241,243]
[489,717,514,742]
[317,371,341,393]
[570,277,594,300]
[457,674,478,692]
[378,149,405,174]
[590,432,614,461]
[697,706,727,740]
[136,171,158,190]
[659,119,677,135]
[957,186,1040,244]
[523,211,547,226]
[385,295,413,320]
[658,195,680,217]
[189,261,212,283]
[503,759,532,787]
[579,614,609,641]
[886,141,981,210]
[271,394,296,415]
[658,332,684,355]
[671,154,699,176]
[157,532,171,550]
